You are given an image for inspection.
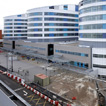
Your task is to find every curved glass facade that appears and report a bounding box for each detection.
[79,0,106,40]
[79,0,106,75]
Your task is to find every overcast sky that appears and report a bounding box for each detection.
[0,0,80,29]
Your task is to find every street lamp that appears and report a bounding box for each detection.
[6,53,8,72]
[11,51,13,72]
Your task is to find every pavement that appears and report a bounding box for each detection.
[0,73,53,106]
[0,52,58,82]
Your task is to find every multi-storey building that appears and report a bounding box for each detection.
[4,14,27,40]
[79,0,106,77]
[27,4,79,42]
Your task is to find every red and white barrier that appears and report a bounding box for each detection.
[0,70,3,74]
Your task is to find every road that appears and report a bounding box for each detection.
[0,73,53,106]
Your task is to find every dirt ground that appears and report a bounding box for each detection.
[47,69,98,106]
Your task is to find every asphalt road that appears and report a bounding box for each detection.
[0,73,53,106]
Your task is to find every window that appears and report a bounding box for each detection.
[103,33,106,38]
[75,5,79,11]
[17,15,21,17]
[28,29,42,32]
[49,34,54,36]
[28,34,42,37]
[102,5,106,10]
[5,19,12,21]
[5,23,12,25]
[103,24,106,29]
[64,5,68,10]
[28,18,42,21]
[49,6,54,9]
[5,34,12,36]
[28,12,42,16]
[28,23,42,26]
[93,64,106,68]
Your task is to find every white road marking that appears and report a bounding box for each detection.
[23,90,28,96]
[8,95,13,98]
[14,87,24,92]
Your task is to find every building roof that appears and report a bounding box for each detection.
[35,74,48,79]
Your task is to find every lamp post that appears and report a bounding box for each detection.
[11,50,13,72]
[45,68,47,90]
[6,53,8,72]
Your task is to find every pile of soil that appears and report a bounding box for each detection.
[47,70,98,106]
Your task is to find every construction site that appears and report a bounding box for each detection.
[0,51,106,106]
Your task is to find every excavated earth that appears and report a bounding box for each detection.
[47,69,98,106]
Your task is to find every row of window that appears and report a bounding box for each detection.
[28,17,78,22]
[80,14,106,22]
[55,50,88,57]
[5,19,27,21]
[69,61,88,68]
[5,23,27,25]
[80,0,106,7]
[28,18,42,21]
[93,54,106,58]
[28,29,42,32]
[44,23,78,27]
[28,12,42,16]
[28,33,78,37]
[93,64,106,68]
[44,12,78,17]
[5,34,27,36]
[80,5,106,14]
[28,34,42,37]
[45,33,78,37]
[14,19,27,21]
[80,24,106,30]
[14,34,27,36]
[28,23,42,26]
[4,27,27,29]
[80,33,106,38]
[4,30,27,33]
[28,23,78,27]
[44,28,78,31]
[44,18,78,22]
